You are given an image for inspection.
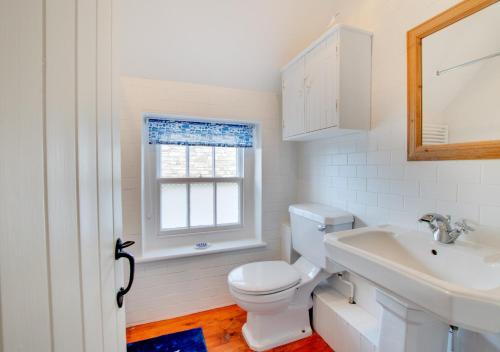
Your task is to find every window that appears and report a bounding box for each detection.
[143,117,255,241]
[158,145,244,234]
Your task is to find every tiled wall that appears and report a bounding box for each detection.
[297,0,500,350]
[298,134,500,232]
[120,76,296,325]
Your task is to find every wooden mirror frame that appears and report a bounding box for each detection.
[407,0,500,161]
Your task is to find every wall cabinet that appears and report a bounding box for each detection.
[282,25,372,141]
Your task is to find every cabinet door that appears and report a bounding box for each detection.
[305,41,328,132]
[282,58,305,138]
[325,33,339,128]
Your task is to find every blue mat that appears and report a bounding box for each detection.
[127,327,208,352]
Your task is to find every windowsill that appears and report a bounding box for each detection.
[136,239,267,263]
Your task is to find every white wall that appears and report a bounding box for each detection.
[120,76,296,325]
[442,60,500,143]
[297,0,500,350]
[119,0,338,92]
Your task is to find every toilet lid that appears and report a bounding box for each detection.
[228,261,301,295]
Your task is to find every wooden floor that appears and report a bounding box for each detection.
[127,305,333,351]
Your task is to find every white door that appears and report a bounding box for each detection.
[325,33,340,128]
[305,41,328,133]
[282,58,306,138]
[0,1,127,351]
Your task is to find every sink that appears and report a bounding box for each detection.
[324,225,500,334]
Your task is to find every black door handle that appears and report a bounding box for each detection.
[115,238,135,308]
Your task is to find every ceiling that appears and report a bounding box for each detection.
[119,0,338,92]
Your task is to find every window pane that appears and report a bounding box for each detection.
[161,184,187,229]
[216,182,240,225]
[189,146,213,177]
[215,147,238,177]
[160,145,187,178]
[190,183,214,227]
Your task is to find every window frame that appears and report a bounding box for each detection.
[156,145,245,236]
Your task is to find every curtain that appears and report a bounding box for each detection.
[147,118,254,148]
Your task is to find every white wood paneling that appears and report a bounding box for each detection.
[77,0,105,350]
[0,0,125,350]
[45,0,85,349]
[305,41,328,132]
[0,1,53,351]
[97,0,122,350]
[282,58,306,138]
[281,25,372,141]
[326,33,339,128]
[112,0,128,348]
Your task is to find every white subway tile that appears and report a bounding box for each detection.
[391,150,406,165]
[331,176,348,189]
[480,206,500,227]
[481,162,500,185]
[378,194,404,210]
[377,165,404,180]
[389,210,418,229]
[357,165,377,178]
[348,202,367,219]
[367,178,390,193]
[348,152,367,165]
[367,151,391,165]
[436,201,480,223]
[349,178,367,191]
[331,188,357,202]
[389,180,419,196]
[339,165,357,177]
[458,183,500,206]
[404,163,437,181]
[325,165,340,176]
[366,206,390,225]
[420,181,457,201]
[437,162,481,183]
[331,154,348,165]
[357,191,378,206]
[404,197,436,214]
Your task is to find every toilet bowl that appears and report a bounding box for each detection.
[227,203,354,351]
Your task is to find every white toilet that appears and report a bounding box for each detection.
[228,203,354,351]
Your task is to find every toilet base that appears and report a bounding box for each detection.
[242,306,312,351]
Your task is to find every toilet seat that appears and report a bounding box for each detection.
[228,261,301,295]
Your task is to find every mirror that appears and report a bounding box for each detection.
[407,0,500,160]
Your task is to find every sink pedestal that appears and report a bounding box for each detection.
[376,289,449,352]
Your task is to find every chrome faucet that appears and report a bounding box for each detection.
[418,213,474,244]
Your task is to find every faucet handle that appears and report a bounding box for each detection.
[455,219,474,234]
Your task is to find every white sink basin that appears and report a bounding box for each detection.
[325,225,500,334]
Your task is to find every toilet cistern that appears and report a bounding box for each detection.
[418,213,474,244]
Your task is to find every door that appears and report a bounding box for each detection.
[0,0,127,351]
[282,58,306,138]
[325,33,340,128]
[305,41,328,132]
[304,34,340,133]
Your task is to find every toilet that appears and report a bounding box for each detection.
[228,203,354,351]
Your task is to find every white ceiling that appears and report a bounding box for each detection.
[119,0,338,92]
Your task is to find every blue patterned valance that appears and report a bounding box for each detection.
[147,118,254,148]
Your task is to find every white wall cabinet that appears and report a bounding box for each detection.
[282,25,372,141]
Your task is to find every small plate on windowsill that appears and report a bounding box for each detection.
[194,242,211,250]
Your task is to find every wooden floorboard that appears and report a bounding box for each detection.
[127,305,333,351]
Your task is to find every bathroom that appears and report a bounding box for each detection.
[2,0,500,351]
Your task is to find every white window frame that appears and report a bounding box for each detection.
[142,114,260,256]
[156,145,245,236]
